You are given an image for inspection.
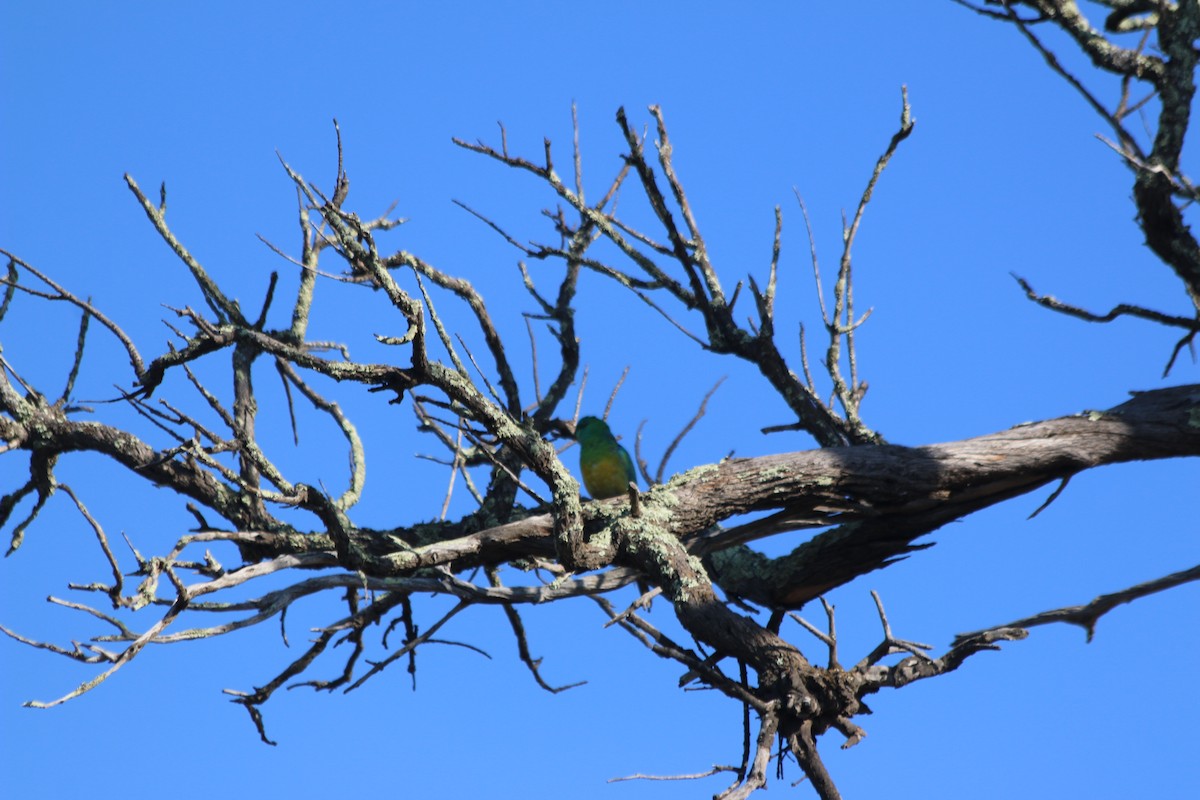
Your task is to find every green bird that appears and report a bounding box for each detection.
[575,416,638,500]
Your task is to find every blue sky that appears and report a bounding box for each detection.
[2,2,1197,798]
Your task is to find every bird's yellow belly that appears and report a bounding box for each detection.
[582,457,631,499]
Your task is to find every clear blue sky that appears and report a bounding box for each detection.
[2,3,1197,798]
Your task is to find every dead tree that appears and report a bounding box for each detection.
[2,3,1198,798]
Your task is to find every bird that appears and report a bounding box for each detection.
[574,416,638,500]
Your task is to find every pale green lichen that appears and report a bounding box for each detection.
[643,482,681,508]
[707,545,770,586]
[617,501,712,604]
[657,466,717,496]
[755,465,791,482]
[584,528,612,555]
[1189,408,1200,428]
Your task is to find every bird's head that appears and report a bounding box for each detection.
[574,415,613,444]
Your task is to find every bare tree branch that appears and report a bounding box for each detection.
[3,86,1198,797]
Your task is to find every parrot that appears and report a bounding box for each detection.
[574,416,638,500]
